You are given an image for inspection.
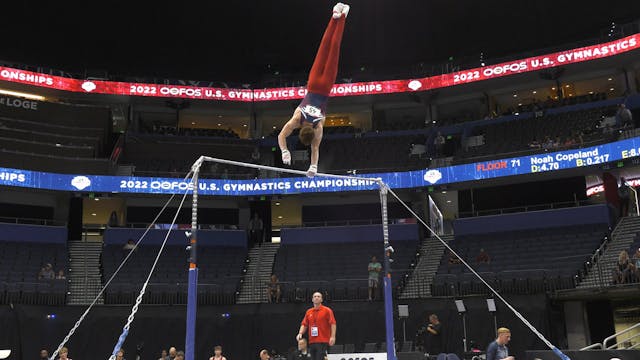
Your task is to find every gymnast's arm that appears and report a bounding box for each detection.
[278,110,301,153]
[310,122,324,166]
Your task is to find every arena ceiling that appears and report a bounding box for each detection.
[2,1,639,84]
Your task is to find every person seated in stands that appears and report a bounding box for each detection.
[612,250,635,285]
[476,248,491,264]
[123,239,136,252]
[552,136,561,149]
[175,351,185,360]
[447,250,461,265]
[266,274,282,303]
[38,263,55,280]
[528,138,541,149]
[632,248,640,283]
[56,269,66,280]
[563,137,576,148]
[542,136,553,150]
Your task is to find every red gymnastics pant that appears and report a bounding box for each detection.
[307,16,346,96]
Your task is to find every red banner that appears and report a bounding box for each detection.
[0,34,637,102]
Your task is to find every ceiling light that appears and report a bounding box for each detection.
[565,85,570,88]
[589,91,594,94]
[217,123,221,126]
[91,213,97,216]
[513,94,517,98]
[441,191,447,194]
[275,202,280,206]
[518,103,522,106]
[0,89,45,101]
[218,115,223,118]
[243,124,247,127]
[532,91,537,94]
[446,200,452,203]
[94,198,100,201]
[191,122,196,125]
[610,88,615,91]
[551,87,556,90]
[608,78,613,81]
[277,215,283,219]
[272,126,276,129]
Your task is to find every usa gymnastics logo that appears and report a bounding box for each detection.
[81,81,96,92]
[423,169,442,184]
[408,80,422,91]
[71,176,92,190]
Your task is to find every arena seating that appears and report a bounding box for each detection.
[431,223,609,296]
[121,133,258,178]
[0,100,113,174]
[273,226,420,301]
[458,104,618,160]
[101,244,247,305]
[0,241,68,305]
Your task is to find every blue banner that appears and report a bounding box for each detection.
[2,137,640,196]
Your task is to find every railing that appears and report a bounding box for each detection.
[0,216,66,226]
[585,235,612,289]
[580,322,640,350]
[458,200,593,218]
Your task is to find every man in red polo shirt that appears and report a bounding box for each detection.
[296,292,337,360]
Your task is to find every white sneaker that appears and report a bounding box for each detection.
[341,3,350,18]
[333,2,344,19]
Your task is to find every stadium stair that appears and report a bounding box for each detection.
[67,240,104,305]
[236,243,280,304]
[399,234,453,298]
[577,216,640,289]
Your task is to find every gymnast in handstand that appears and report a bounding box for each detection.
[278,2,350,178]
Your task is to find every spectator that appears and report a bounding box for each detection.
[476,248,491,264]
[251,147,262,164]
[116,349,126,360]
[618,177,631,217]
[367,255,382,301]
[616,103,633,128]
[633,248,640,282]
[563,137,575,148]
[552,136,561,148]
[486,327,514,360]
[158,349,169,360]
[209,345,227,360]
[612,250,634,284]
[123,239,136,252]
[40,349,49,360]
[434,132,445,157]
[169,347,177,360]
[38,263,55,280]
[175,351,185,360]
[424,314,443,356]
[447,250,461,265]
[542,136,553,150]
[289,338,312,360]
[266,274,282,303]
[260,350,271,360]
[58,347,72,360]
[528,138,541,149]
[249,213,264,245]
[56,269,66,280]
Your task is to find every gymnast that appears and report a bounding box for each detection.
[278,2,350,178]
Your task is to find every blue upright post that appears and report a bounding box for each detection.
[185,169,200,360]
[379,184,397,360]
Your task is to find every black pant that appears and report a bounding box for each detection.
[309,343,328,360]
